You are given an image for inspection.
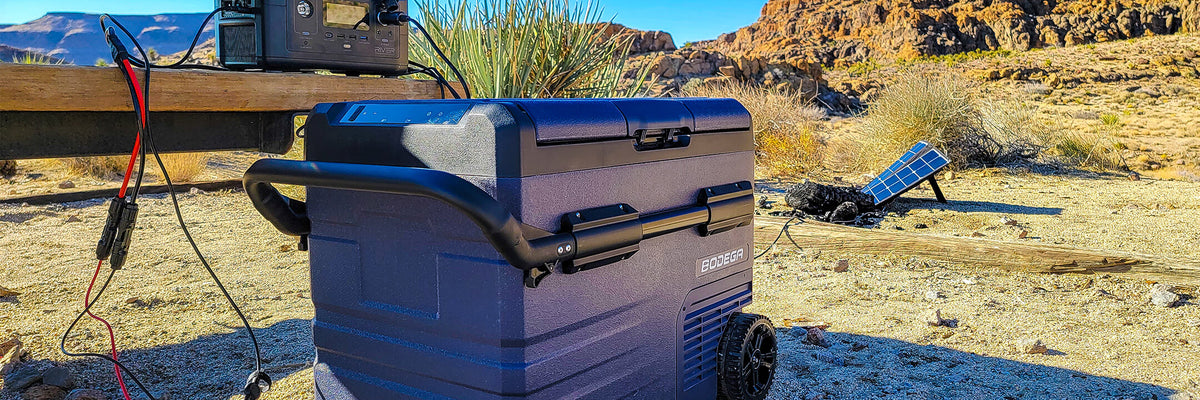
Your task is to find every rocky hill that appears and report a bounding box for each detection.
[0,12,213,65]
[0,45,61,64]
[712,0,1200,68]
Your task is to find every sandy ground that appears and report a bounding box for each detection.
[753,171,1200,400]
[1,171,1198,399]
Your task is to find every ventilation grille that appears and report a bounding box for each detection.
[681,285,752,390]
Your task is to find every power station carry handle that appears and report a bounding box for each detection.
[243,159,574,273]
[243,159,755,287]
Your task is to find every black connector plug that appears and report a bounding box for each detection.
[376,11,409,26]
[96,198,127,260]
[242,370,272,400]
[108,202,139,270]
[105,27,129,63]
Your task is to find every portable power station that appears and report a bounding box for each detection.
[215,0,408,74]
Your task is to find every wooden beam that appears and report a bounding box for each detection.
[754,216,1200,283]
[0,64,455,112]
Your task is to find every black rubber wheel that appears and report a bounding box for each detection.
[717,313,777,400]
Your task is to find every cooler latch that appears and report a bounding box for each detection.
[632,128,690,151]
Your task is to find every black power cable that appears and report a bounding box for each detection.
[377,11,471,98]
[76,13,270,400]
[60,269,160,400]
[406,18,471,99]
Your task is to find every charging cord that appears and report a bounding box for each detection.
[377,10,472,99]
[59,13,271,400]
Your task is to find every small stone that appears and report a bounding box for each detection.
[64,389,107,400]
[23,384,66,400]
[0,336,24,376]
[804,327,831,348]
[811,351,846,366]
[64,215,82,223]
[124,297,141,305]
[57,181,75,189]
[1150,284,1182,308]
[925,309,948,327]
[788,326,808,338]
[1018,230,1029,239]
[833,259,849,273]
[1129,172,1141,181]
[41,367,75,390]
[188,187,204,195]
[6,365,43,390]
[279,244,292,252]
[971,232,986,238]
[756,196,772,209]
[945,171,957,180]
[914,223,929,229]
[1020,338,1048,354]
[925,290,942,301]
[1000,216,1019,226]
[0,285,20,297]
[830,202,859,222]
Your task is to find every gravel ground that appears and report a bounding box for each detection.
[1,172,1198,399]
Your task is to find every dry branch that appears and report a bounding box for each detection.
[754,216,1200,283]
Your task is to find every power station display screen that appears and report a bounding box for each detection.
[323,1,370,31]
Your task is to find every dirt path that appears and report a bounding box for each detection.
[1,172,1198,399]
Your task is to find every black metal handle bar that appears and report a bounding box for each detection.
[243,159,753,286]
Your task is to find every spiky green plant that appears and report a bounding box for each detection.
[10,53,63,65]
[411,0,651,98]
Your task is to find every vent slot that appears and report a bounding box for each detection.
[681,285,752,390]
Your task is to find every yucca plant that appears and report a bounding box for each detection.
[10,52,63,65]
[411,0,652,98]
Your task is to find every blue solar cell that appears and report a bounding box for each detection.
[860,141,950,205]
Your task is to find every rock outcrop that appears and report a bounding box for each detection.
[627,47,825,98]
[601,24,677,54]
[713,0,1194,67]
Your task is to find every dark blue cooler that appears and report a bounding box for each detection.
[243,98,778,399]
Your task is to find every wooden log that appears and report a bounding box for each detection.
[0,64,459,112]
[754,216,1200,283]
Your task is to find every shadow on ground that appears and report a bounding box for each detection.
[889,197,1064,216]
[3,319,313,400]
[770,330,1178,400]
[6,320,1181,399]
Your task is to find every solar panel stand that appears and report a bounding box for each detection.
[926,176,947,203]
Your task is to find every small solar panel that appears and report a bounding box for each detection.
[861,141,950,205]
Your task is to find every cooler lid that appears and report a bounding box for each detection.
[512,98,750,144]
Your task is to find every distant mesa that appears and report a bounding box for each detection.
[0,12,213,65]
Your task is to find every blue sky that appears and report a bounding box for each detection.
[0,1,766,45]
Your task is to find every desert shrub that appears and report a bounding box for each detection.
[1100,113,1123,128]
[60,157,129,179]
[156,153,211,183]
[685,81,826,176]
[411,0,651,98]
[10,53,63,65]
[853,73,1003,170]
[978,100,1045,163]
[1043,130,1123,169]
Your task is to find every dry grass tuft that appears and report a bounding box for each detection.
[59,157,129,179]
[685,81,826,176]
[852,73,1001,170]
[156,153,211,183]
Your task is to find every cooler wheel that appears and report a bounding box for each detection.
[717,313,777,400]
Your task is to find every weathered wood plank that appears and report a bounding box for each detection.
[754,216,1200,283]
[0,64,455,112]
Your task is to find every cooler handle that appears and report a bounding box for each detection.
[242,159,754,288]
